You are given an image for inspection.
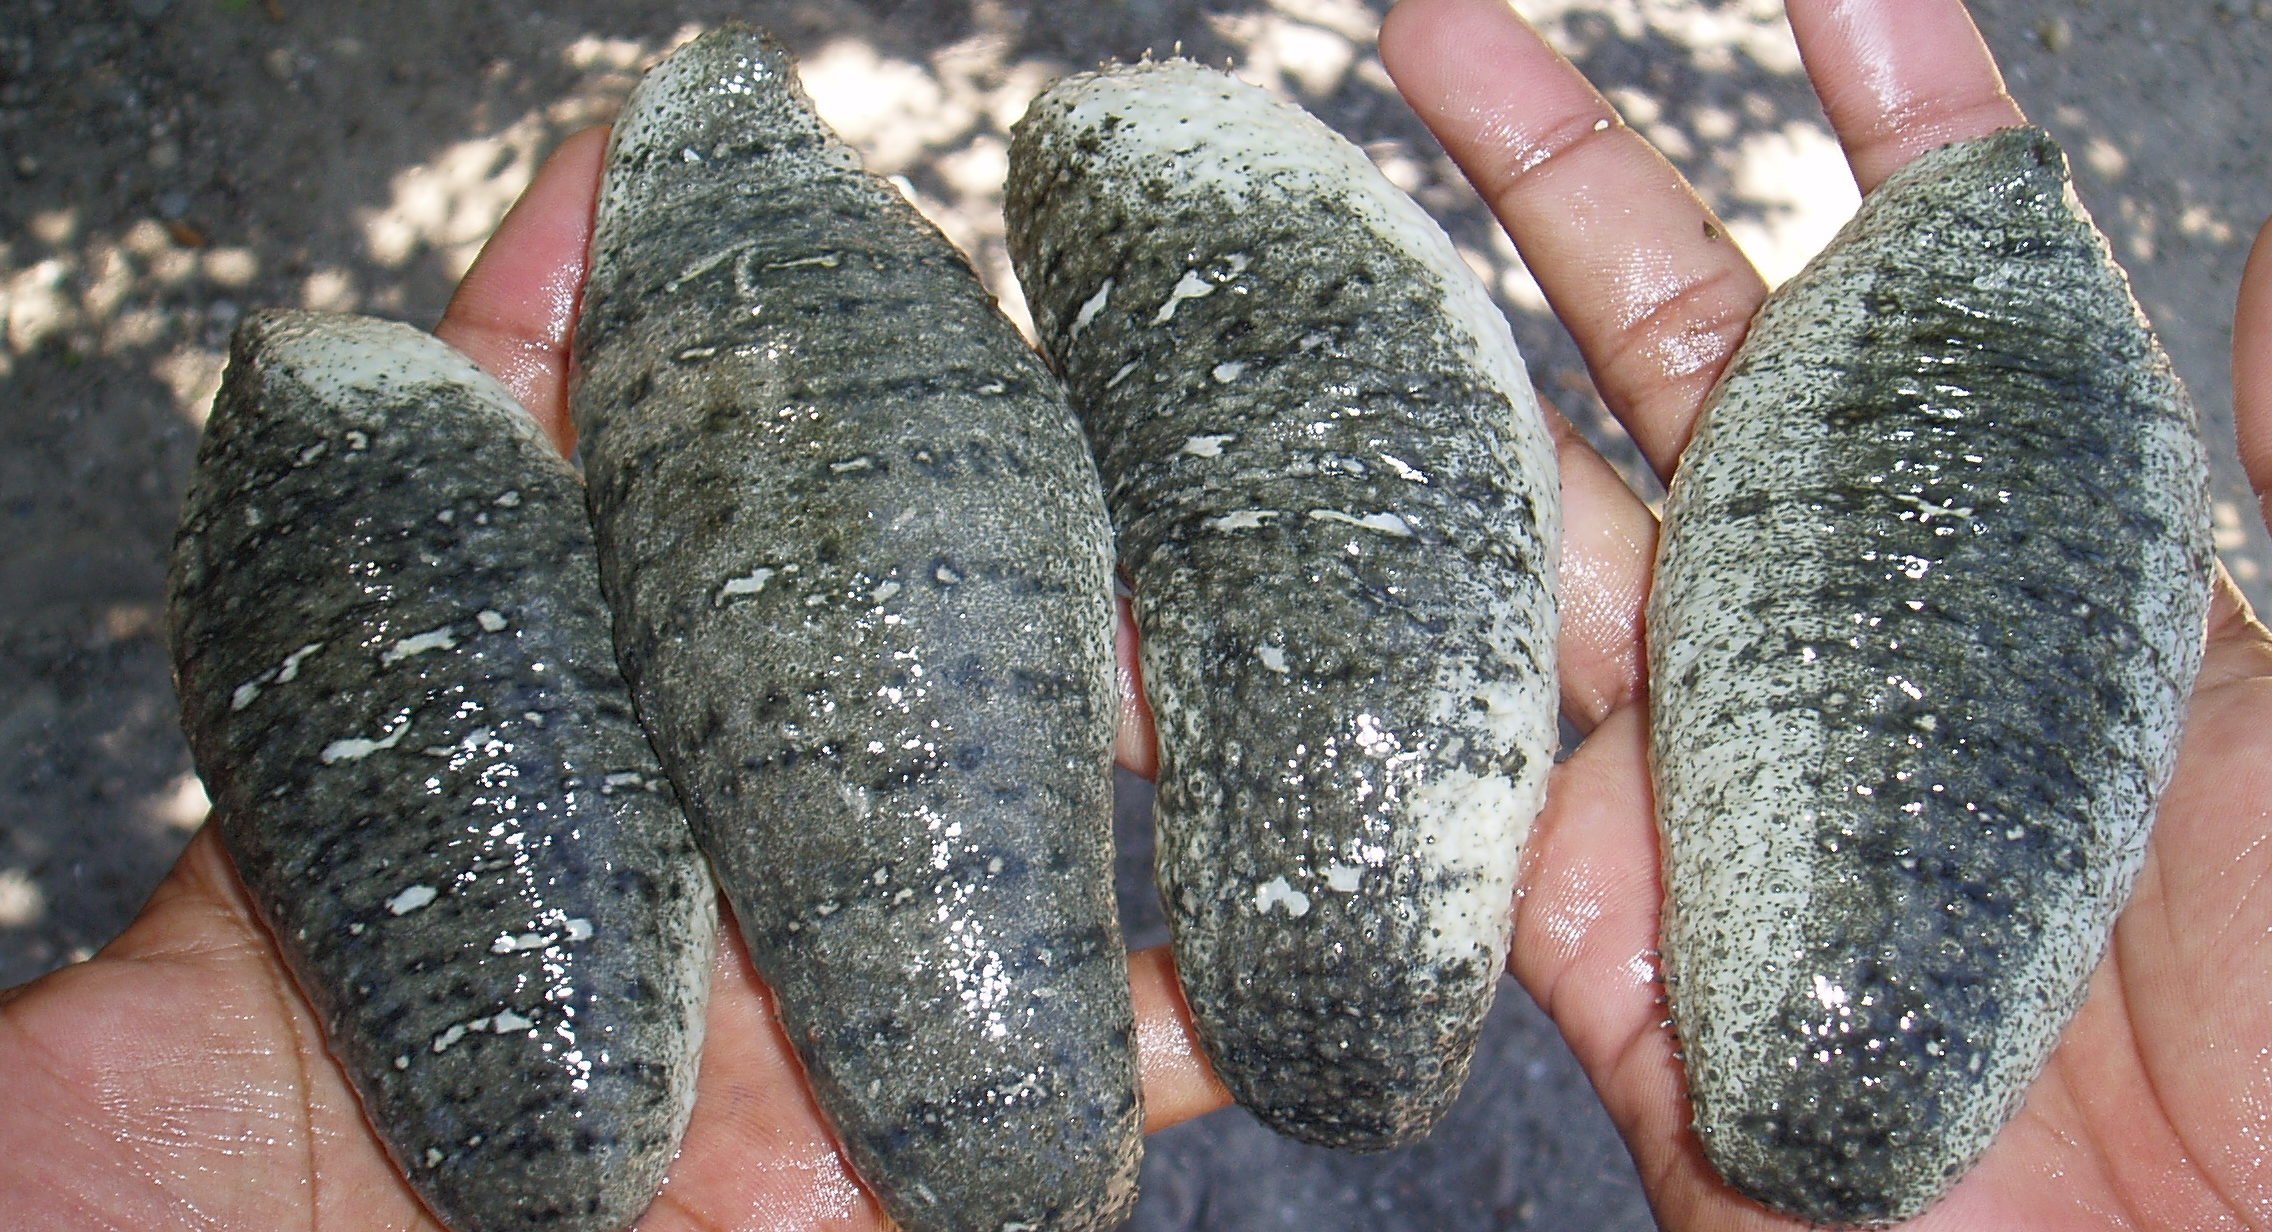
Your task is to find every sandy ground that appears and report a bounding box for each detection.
[1,1,2265,1227]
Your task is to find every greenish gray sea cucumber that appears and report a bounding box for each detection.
[1648,127,2213,1226]
[1005,60,1561,1150]
[571,28,1141,1232]
[169,310,717,1232]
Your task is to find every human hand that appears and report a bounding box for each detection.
[0,126,1226,1231]
[1381,0,2272,1227]
[13,4,2269,1226]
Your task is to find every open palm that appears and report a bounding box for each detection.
[5,1,2270,1228]
[1383,0,2272,1227]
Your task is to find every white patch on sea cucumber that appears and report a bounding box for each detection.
[1183,433,1235,457]
[1211,360,1247,383]
[1308,509,1414,537]
[871,580,902,604]
[475,609,507,632]
[829,456,876,474]
[1255,876,1311,917]
[432,1023,469,1053]
[1379,452,1428,483]
[490,1009,535,1033]
[386,884,438,915]
[714,566,776,605]
[1152,269,1215,324]
[491,931,554,954]
[231,642,325,711]
[765,253,841,271]
[662,238,757,295]
[380,625,458,665]
[322,718,411,764]
[1405,767,1529,965]
[1071,277,1114,338]
[493,490,521,508]
[1325,864,1364,893]
[564,917,593,941]
[1896,491,1975,523]
[1206,509,1278,532]
[1106,362,1139,389]
[1257,644,1289,674]
[1027,58,1555,558]
[423,1148,443,1168]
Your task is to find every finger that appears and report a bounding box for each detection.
[2229,215,2272,519]
[649,917,885,1231]
[1507,707,1831,1230]
[625,938,1227,1229]
[1381,0,1765,479]
[1550,399,1656,729]
[1785,0,2026,194]
[1131,945,1231,1129]
[1504,704,1708,1215]
[1,826,442,1228]
[435,125,610,456]
[1112,591,1160,778]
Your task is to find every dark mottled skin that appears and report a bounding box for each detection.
[1005,63,1559,1150]
[168,311,716,1232]
[1648,129,2213,1225]
[570,29,1138,1232]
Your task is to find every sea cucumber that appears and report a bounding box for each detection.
[1005,60,1560,1149]
[167,310,716,1232]
[570,28,1140,1231]
[1647,127,2213,1224]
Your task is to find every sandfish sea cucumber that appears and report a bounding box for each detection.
[571,28,1140,1231]
[1647,127,2213,1225]
[1005,61,1560,1149]
[167,311,717,1232]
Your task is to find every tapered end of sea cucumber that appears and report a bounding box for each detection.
[597,25,854,233]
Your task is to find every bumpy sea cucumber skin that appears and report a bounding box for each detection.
[1648,128,2213,1226]
[571,29,1139,1232]
[1005,61,1560,1150]
[167,311,717,1232]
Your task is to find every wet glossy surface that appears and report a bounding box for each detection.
[1649,128,2213,1225]
[1006,61,1559,1150]
[168,311,716,1232]
[572,28,1140,1232]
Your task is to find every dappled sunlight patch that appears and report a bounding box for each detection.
[1719,121,1858,288]
[2217,500,2261,584]
[359,126,548,274]
[1518,0,1801,74]
[297,268,358,313]
[0,209,262,415]
[150,773,212,834]
[0,868,44,929]
[1211,8,1360,98]
[800,40,968,173]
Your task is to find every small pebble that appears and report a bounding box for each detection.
[2037,16,2072,52]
